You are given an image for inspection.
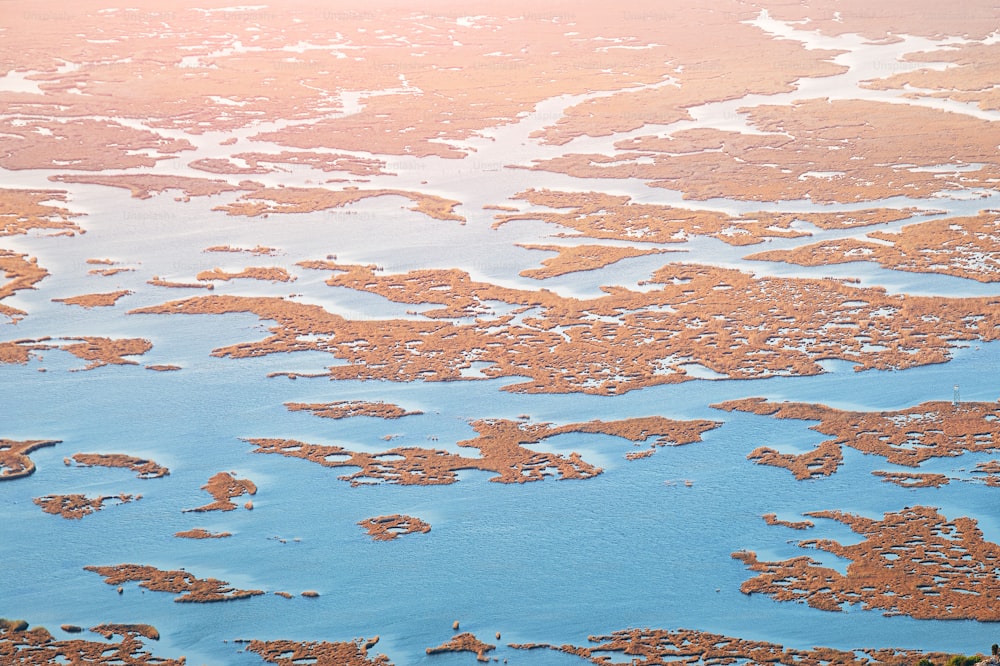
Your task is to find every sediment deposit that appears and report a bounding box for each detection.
[183,472,257,512]
[714,398,1000,479]
[0,619,182,665]
[52,291,132,308]
[0,189,83,237]
[33,493,139,519]
[196,267,296,283]
[285,401,422,420]
[528,100,1000,203]
[238,637,391,665]
[244,416,717,486]
[0,251,49,323]
[70,453,168,479]
[513,626,954,665]
[133,263,1000,394]
[174,529,232,539]
[425,633,495,662]
[0,439,61,480]
[734,506,1000,620]
[746,211,1000,283]
[358,515,431,541]
[84,564,264,603]
[494,190,922,246]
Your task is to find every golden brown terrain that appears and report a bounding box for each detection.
[132,263,1000,394]
[183,472,257,512]
[3,0,1000,661]
[358,515,431,541]
[734,506,1000,620]
[714,398,1000,479]
[243,416,718,486]
[33,494,139,520]
[0,620,182,666]
[84,564,264,603]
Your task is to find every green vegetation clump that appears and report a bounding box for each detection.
[946,655,982,666]
[918,656,985,666]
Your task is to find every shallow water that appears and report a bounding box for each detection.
[5,9,1000,666]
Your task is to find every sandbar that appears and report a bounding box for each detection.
[872,471,950,488]
[205,245,279,256]
[49,174,254,200]
[516,243,675,279]
[762,513,814,530]
[212,186,465,223]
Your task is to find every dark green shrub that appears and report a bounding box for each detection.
[946,655,981,666]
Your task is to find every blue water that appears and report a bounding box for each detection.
[4,127,1000,664]
[5,289,1000,665]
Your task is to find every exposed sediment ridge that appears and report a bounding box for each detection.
[174,528,232,539]
[734,505,1000,621]
[52,291,132,308]
[516,243,675,279]
[196,267,296,283]
[33,493,140,520]
[237,637,390,665]
[183,472,256,512]
[212,186,466,223]
[494,189,923,247]
[714,398,1000,479]
[0,251,49,323]
[49,174,257,200]
[192,152,392,177]
[527,99,1000,203]
[132,262,1000,395]
[69,453,169,479]
[84,564,264,603]
[285,401,422,420]
[359,515,431,541]
[426,633,495,662]
[0,439,61,481]
[746,211,1000,283]
[512,626,956,664]
[0,619,181,665]
[244,416,717,486]
[0,188,83,237]
[0,337,152,370]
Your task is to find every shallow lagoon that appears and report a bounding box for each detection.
[5,11,1000,664]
